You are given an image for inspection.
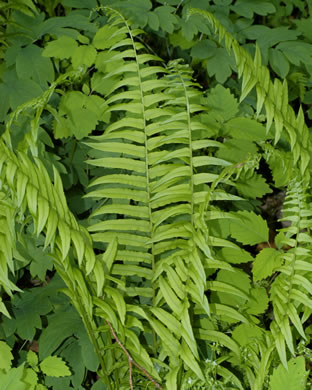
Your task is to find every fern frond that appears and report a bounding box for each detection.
[187,8,311,176]
[270,177,312,367]
[84,9,254,384]
[0,134,118,384]
[0,192,21,298]
[0,141,96,270]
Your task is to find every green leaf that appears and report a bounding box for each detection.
[169,32,194,49]
[232,0,275,18]
[22,367,38,388]
[294,18,312,42]
[0,341,13,372]
[206,48,235,84]
[40,356,71,377]
[12,287,52,340]
[204,84,239,122]
[42,36,78,59]
[269,48,289,78]
[236,173,272,199]
[277,41,312,66]
[3,70,43,110]
[245,26,299,49]
[153,6,178,33]
[16,44,54,87]
[218,247,254,264]
[148,317,180,356]
[224,117,268,141]
[246,287,269,315]
[191,39,217,59]
[27,350,38,368]
[0,364,26,390]
[270,357,307,390]
[0,84,10,121]
[54,91,104,139]
[165,364,180,390]
[78,330,99,372]
[232,323,264,346]
[159,276,183,315]
[253,248,282,281]
[180,340,205,381]
[71,45,97,69]
[213,269,250,307]
[147,11,160,31]
[39,308,83,359]
[230,211,269,245]
[216,138,258,163]
[93,25,125,50]
[196,328,241,358]
[91,379,107,390]
[29,247,54,281]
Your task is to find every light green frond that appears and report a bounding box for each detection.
[269,177,312,367]
[0,139,98,278]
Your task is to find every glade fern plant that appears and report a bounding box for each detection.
[0,4,311,390]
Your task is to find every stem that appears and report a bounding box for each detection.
[105,319,163,389]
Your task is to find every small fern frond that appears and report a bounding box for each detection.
[270,177,312,367]
[0,192,21,298]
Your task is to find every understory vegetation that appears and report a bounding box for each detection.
[1,0,312,389]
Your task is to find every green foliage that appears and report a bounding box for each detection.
[0,1,312,389]
[0,339,71,389]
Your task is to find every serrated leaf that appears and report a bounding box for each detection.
[16,44,54,87]
[27,350,38,368]
[206,48,235,84]
[253,248,282,281]
[224,117,268,141]
[12,288,52,340]
[232,0,275,18]
[42,36,78,59]
[204,85,235,122]
[236,173,272,199]
[246,287,268,315]
[71,45,97,69]
[232,323,264,347]
[270,357,307,390]
[40,356,71,377]
[0,364,25,390]
[0,341,13,372]
[191,39,217,59]
[154,6,178,33]
[230,211,269,245]
[277,41,312,66]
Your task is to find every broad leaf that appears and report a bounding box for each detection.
[230,211,269,245]
[270,357,307,390]
[40,356,71,377]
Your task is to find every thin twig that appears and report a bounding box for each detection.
[104,319,163,389]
